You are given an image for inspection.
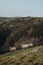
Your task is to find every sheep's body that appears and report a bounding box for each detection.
[21,43,33,49]
[10,47,16,51]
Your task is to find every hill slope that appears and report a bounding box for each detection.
[0,17,43,54]
[0,46,43,65]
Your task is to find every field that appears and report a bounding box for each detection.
[0,46,43,65]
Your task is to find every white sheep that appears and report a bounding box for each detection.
[10,47,16,51]
[21,43,33,49]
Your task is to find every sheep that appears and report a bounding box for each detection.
[9,47,16,52]
[21,43,33,49]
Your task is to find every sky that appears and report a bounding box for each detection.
[0,0,43,17]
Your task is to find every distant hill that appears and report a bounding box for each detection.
[0,16,43,54]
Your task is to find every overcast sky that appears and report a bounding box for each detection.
[0,0,43,17]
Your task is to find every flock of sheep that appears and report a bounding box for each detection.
[9,43,33,51]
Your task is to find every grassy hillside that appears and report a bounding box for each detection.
[0,17,43,54]
[0,46,43,65]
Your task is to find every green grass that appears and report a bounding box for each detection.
[0,46,43,65]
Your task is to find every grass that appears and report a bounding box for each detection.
[0,46,43,65]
